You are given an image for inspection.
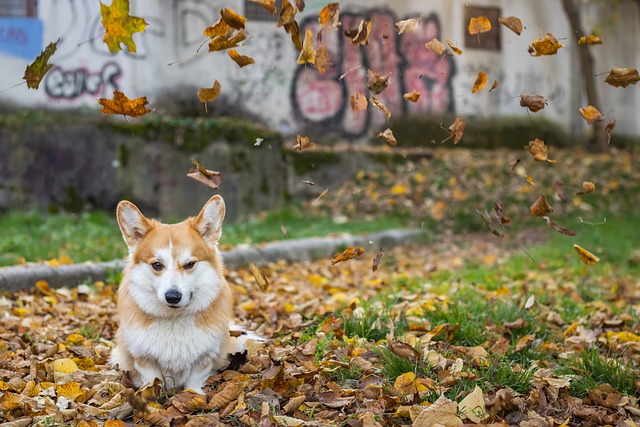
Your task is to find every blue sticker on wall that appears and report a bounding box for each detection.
[0,18,43,60]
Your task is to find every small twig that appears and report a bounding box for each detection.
[579,216,607,225]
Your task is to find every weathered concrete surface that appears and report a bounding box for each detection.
[0,229,424,293]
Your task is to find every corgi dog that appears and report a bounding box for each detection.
[110,195,253,394]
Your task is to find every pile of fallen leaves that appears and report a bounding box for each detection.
[1,231,639,426]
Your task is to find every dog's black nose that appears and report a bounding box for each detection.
[165,290,182,305]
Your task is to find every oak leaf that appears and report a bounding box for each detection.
[376,128,397,146]
[98,91,151,118]
[370,96,391,121]
[526,138,555,163]
[520,93,547,112]
[403,90,420,102]
[443,115,465,144]
[100,0,148,53]
[472,71,487,93]
[530,194,553,216]
[604,67,640,88]
[248,0,276,14]
[345,18,374,45]
[187,160,222,189]
[315,45,332,74]
[349,92,368,113]
[425,38,446,55]
[23,40,58,89]
[445,38,462,55]
[605,118,616,144]
[578,105,604,125]
[366,70,389,94]
[331,246,365,265]
[528,33,564,56]
[574,244,600,264]
[372,247,384,272]
[543,216,576,236]
[228,50,254,67]
[396,17,421,34]
[498,16,523,35]
[576,181,596,195]
[468,16,491,35]
[296,29,316,65]
[578,35,603,45]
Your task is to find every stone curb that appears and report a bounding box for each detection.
[0,229,425,293]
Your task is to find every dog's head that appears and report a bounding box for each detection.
[116,195,226,316]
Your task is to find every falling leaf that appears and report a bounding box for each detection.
[370,96,391,121]
[530,194,553,216]
[281,225,287,239]
[509,158,521,171]
[574,244,600,264]
[372,247,384,272]
[228,50,255,67]
[376,128,397,146]
[576,181,596,195]
[315,45,332,74]
[318,2,340,40]
[23,40,58,89]
[100,0,148,53]
[254,138,264,146]
[605,118,616,144]
[248,0,276,14]
[442,115,465,144]
[297,29,316,65]
[204,9,247,52]
[403,91,420,102]
[249,262,269,291]
[468,16,492,35]
[555,180,572,203]
[459,385,487,423]
[197,80,222,113]
[345,18,374,45]
[498,16,523,35]
[476,209,505,237]
[302,180,314,185]
[543,216,576,236]
[350,92,368,113]
[526,138,555,164]
[396,17,421,34]
[604,67,640,88]
[331,246,365,265]
[472,71,487,93]
[489,80,500,92]
[425,38,446,55]
[277,0,303,51]
[493,201,510,224]
[220,8,246,29]
[412,394,462,427]
[528,33,564,56]
[578,35,603,45]
[187,160,222,189]
[445,38,462,55]
[98,91,151,118]
[366,70,389,94]
[293,134,314,151]
[578,105,604,125]
[520,94,547,112]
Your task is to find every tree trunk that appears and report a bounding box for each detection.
[561,0,608,151]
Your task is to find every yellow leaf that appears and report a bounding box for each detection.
[58,255,73,265]
[471,71,487,93]
[528,33,564,56]
[604,67,640,88]
[296,29,316,65]
[605,331,640,342]
[98,91,151,118]
[573,244,600,265]
[425,38,446,55]
[284,303,294,313]
[578,34,603,45]
[458,385,487,423]
[498,16,523,35]
[100,0,148,53]
[228,49,255,67]
[394,372,427,396]
[56,382,83,400]
[66,334,85,345]
[50,358,79,374]
[390,184,408,195]
[403,90,420,102]
[468,16,491,35]
[445,38,462,55]
[576,181,596,195]
[578,105,604,125]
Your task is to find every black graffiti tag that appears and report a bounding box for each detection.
[44,61,122,100]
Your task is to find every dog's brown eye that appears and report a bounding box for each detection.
[151,262,164,271]
[183,261,196,270]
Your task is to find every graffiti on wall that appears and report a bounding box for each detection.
[44,62,122,100]
[291,10,455,137]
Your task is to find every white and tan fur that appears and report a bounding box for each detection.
[110,195,251,394]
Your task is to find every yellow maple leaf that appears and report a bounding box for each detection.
[100,0,148,53]
[98,91,151,118]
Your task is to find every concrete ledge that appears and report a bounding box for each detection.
[0,229,425,293]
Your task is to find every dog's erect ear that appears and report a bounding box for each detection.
[116,201,152,248]
[193,195,225,245]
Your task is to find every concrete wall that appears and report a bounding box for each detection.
[1,0,638,137]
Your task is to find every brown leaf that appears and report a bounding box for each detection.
[604,67,640,88]
[528,33,564,56]
[472,71,487,93]
[530,194,553,216]
[578,105,604,125]
[443,115,465,144]
[315,45,332,74]
[493,201,510,224]
[605,118,616,144]
[445,38,462,55]
[227,50,254,67]
[23,40,58,89]
[171,390,211,413]
[331,246,365,265]
[197,80,222,111]
[98,91,151,118]
[578,34,603,45]
[294,0,305,12]
[376,128,397,146]
[543,216,577,236]
[204,11,247,52]
[220,8,246,29]
[349,92,368,113]
[488,79,500,92]
[366,70,389,95]
[520,93,547,112]
[396,17,421,34]
[317,391,355,409]
[403,90,421,102]
[248,0,276,14]
[372,247,384,272]
[515,334,535,352]
[387,337,421,363]
[498,16,523,35]
[425,38,446,55]
[318,3,340,34]
[249,262,269,291]
[277,0,303,51]
[187,160,222,189]
[574,244,600,265]
[413,394,461,427]
[526,138,556,164]
[296,29,316,65]
[576,181,596,195]
[555,179,572,203]
[370,96,391,121]
[468,16,492,35]
[208,377,248,409]
[292,134,314,151]
[345,18,374,45]
[476,208,505,237]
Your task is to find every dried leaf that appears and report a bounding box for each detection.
[350,92,368,113]
[220,8,246,29]
[403,91,420,102]
[526,138,556,164]
[248,0,276,14]
[509,158,521,171]
[468,16,492,35]
[515,334,535,351]
[376,128,397,146]
[204,10,247,52]
[472,71,487,93]
[445,38,462,55]
[396,17,421,34]
[498,16,523,35]
[556,179,572,203]
[100,0,148,53]
[520,93,547,112]
[228,50,254,67]
[476,208,505,237]
[318,3,340,36]
[530,194,553,216]
[98,91,151,118]
[366,70,389,95]
[331,246,365,265]
[315,45,332,74]
[605,118,616,144]
[197,80,222,107]
[317,391,355,408]
[458,385,487,423]
[372,247,384,272]
[604,67,640,88]
[208,378,247,409]
[249,262,269,291]
[543,216,577,236]
[387,337,421,363]
[370,96,391,121]
[296,29,316,65]
[578,35,603,45]
[187,160,222,189]
[293,135,314,151]
[50,358,79,374]
[574,244,600,264]
[576,181,596,195]
[443,115,465,144]
[425,38,446,55]
[493,201,510,224]
[345,18,374,45]
[171,389,211,412]
[578,105,604,125]
[528,33,564,56]
[23,40,58,89]
[413,394,462,427]
[488,80,500,92]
